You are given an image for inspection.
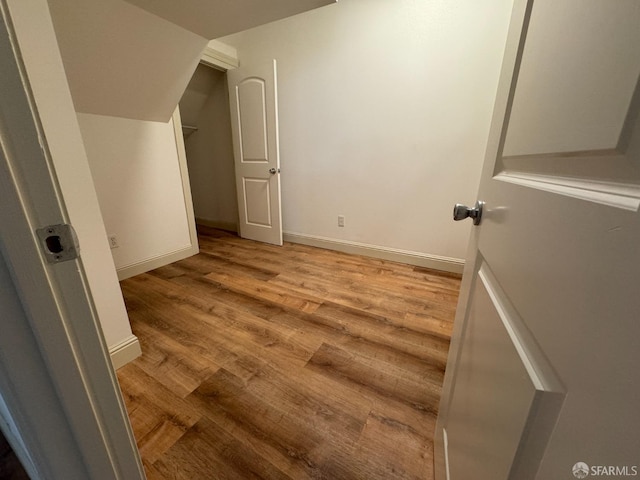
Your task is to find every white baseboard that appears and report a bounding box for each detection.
[116,244,199,281]
[195,218,238,233]
[283,231,464,274]
[109,335,141,370]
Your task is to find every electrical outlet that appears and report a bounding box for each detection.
[338,215,345,227]
[108,235,119,249]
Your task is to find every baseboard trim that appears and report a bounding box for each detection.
[283,232,464,274]
[116,244,198,281]
[195,218,238,233]
[109,335,141,370]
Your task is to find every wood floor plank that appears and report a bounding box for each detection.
[312,303,450,370]
[122,280,243,370]
[233,354,369,442]
[117,364,201,463]
[269,272,455,326]
[117,227,461,479]
[205,270,323,314]
[306,343,441,417]
[127,274,324,372]
[188,369,325,479]
[130,319,218,398]
[353,411,432,480]
[153,416,291,480]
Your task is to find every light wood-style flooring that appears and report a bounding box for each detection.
[117,227,460,480]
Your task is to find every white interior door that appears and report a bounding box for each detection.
[435,1,640,479]
[228,59,283,246]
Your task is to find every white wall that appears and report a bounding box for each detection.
[221,0,514,262]
[180,65,238,230]
[77,112,197,278]
[48,0,200,284]
[9,0,135,351]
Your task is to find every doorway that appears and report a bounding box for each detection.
[178,64,239,234]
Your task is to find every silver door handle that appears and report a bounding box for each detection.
[269,167,280,174]
[453,201,484,225]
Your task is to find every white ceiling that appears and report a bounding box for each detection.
[123,0,336,39]
[48,0,335,122]
[48,0,207,122]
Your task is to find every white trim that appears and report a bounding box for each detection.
[479,266,543,390]
[173,107,200,252]
[117,244,196,280]
[196,217,238,233]
[495,171,640,211]
[200,40,239,71]
[478,263,564,393]
[283,231,464,274]
[443,428,451,480]
[109,335,141,370]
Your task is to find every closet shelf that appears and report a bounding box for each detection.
[182,124,198,138]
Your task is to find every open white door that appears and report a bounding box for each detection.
[435,1,640,479]
[228,59,283,246]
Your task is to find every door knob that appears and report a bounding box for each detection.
[269,167,280,174]
[453,201,484,225]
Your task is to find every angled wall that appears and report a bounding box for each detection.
[124,0,336,39]
[47,0,207,122]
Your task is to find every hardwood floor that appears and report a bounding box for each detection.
[117,227,461,480]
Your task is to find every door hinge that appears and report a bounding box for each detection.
[36,224,80,264]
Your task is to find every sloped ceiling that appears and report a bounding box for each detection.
[179,64,224,127]
[47,0,335,122]
[123,0,336,39]
[48,0,207,122]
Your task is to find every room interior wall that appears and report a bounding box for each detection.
[46,0,200,358]
[179,65,239,231]
[10,0,137,358]
[220,0,514,263]
[77,112,197,279]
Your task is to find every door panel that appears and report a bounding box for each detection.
[436,0,640,478]
[497,0,640,192]
[502,0,640,157]
[444,263,562,480]
[243,177,272,226]
[228,60,283,246]
[238,79,269,162]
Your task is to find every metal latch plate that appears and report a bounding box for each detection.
[36,224,80,264]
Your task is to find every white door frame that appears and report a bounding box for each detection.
[0,1,144,478]
[177,41,242,233]
[200,40,239,72]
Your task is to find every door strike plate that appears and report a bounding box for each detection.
[36,224,80,264]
